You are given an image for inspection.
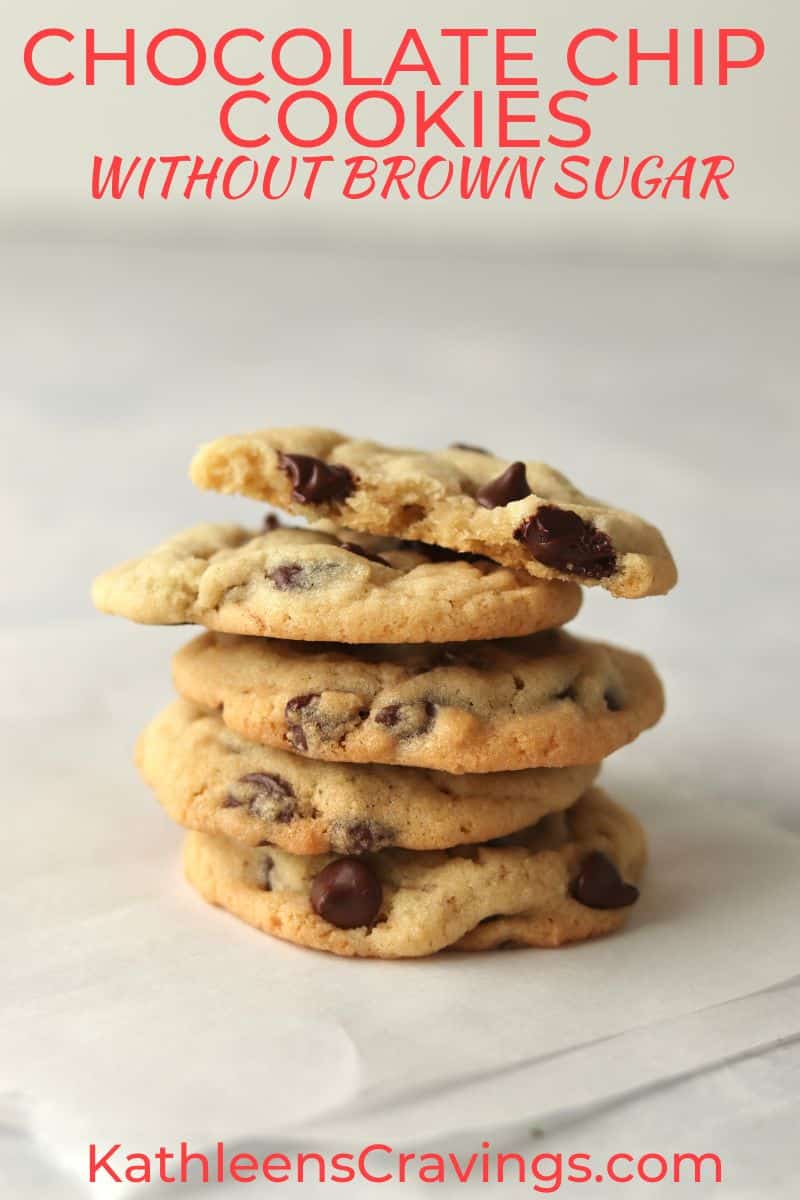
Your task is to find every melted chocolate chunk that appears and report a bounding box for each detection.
[339,541,390,567]
[259,853,274,891]
[398,539,488,565]
[262,513,281,532]
[310,858,382,929]
[284,692,368,750]
[570,852,639,910]
[269,563,304,590]
[514,506,616,580]
[285,694,319,717]
[604,687,624,712]
[476,462,531,509]
[337,820,395,855]
[374,700,436,739]
[285,693,319,753]
[279,453,355,504]
[450,442,490,455]
[240,772,296,823]
[286,725,307,751]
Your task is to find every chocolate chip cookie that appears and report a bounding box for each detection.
[183,788,646,958]
[138,700,598,854]
[92,522,581,643]
[190,427,677,598]
[172,630,663,772]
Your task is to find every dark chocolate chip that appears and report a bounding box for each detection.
[259,853,274,891]
[285,694,319,716]
[450,442,490,455]
[398,539,488,565]
[285,693,319,752]
[269,563,304,590]
[338,820,395,855]
[374,704,400,727]
[285,692,369,750]
[476,462,531,509]
[240,772,296,823]
[570,852,639,910]
[514,506,616,580]
[374,700,436,739]
[604,687,624,712]
[240,772,295,797]
[279,453,354,504]
[338,541,390,567]
[262,513,281,532]
[310,858,382,929]
[286,725,308,752]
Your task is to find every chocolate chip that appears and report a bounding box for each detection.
[450,442,490,455]
[239,772,296,823]
[285,694,318,716]
[269,563,304,590]
[221,795,244,809]
[286,725,308,751]
[310,858,382,929]
[240,772,294,797]
[398,539,488,565]
[339,541,390,567]
[514,506,616,580]
[279,453,354,504]
[570,852,639,910]
[285,693,319,752]
[476,462,531,509]
[375,704,401,727]
[555,684,577,702]
[259,853,274,891]
[604,687,624,712]
[285,692,368,751]
[262,513,281,532]
[374,700,436,739]
[335,820,395,855]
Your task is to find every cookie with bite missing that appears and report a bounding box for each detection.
[190,427,677,599]
[183,789,646,958]
[172,629,664,773]
[137,700,599,855]
[92,522,580,643]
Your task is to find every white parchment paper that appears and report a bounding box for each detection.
[2,624,800,1195]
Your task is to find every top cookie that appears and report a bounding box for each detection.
[191,427,677,599]
[91,522,580,643]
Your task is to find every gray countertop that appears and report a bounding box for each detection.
[2,233,798,1197]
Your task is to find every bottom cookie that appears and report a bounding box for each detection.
[183,789,646,959]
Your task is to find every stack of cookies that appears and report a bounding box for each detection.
[92,427,676,959]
